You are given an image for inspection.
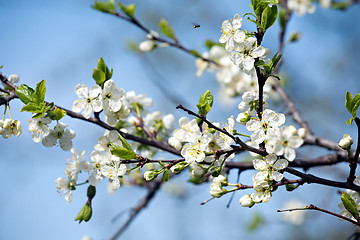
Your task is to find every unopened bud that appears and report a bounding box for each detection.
[338,134,353,150]
[297,128,306,139]
[239,194,255,208]
[170,162,187,174]
[144,170,158,182]
[75,202,92,223]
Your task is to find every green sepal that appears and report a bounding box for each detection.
[163,170,169,182]
[158,161,166,168]
[15,84,35,104]
[91,1,116,14]
[341,192,360,220]
[197,90,213,116]
[118,2,136,18]
[158,18,176,40]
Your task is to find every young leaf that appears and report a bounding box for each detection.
[15,84,35,104]
[52,107,67,121]
[117,133,132,151]
[261,4,278,32]
[21,102,41,112]
[92,69,106,85]
[34,80,46,105]
[341,192,360,220]
[91,1,115,14]
[189,49,202,58]
[158,18,176,40]
[346,117,355,125]
[346,91,353,113]
[351,93,360,116]
[110,145,137,160]
[118,3,136,18]
[163,170,169,182]
[197,90,213,116]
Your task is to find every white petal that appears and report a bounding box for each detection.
[232,14,242,29]
[271,171,283,182]
[284,147,296,161]
[253,159,267,170]
[59,137,72,151]
[75,84,88,98]
[89,85,102,98]
[233,30,245,43]
[273,159,289,170]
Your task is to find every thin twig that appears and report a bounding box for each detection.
[110,178,163,240]
[277,204,360,227]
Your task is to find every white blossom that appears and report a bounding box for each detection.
[246,109,286,144]
[72,84,102,119]
[253,153,288,182]
[287,0,316,16]
[102,79,125,113]
[1,119,21,138]
[219,14,246,52]
[28,116,51,143]
[42,122,75,151]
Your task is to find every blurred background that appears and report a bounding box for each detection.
[1,0,360,239]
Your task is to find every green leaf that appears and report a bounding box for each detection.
[158,18,176,40]
[117,133,132,151]
[118,3,136,18]
[91,1,115,14]
[21,102,41,112]
[15,84,35,104]
[346,117,354,125]
[52,107,67,121]
[331,2,350,10]
[197,90,213,116]
[243,12,257,18]
[346,91,353,113]
[204,39,222,49]
[34,80,46,105]
[261,4,278,32]
[92,69,106,85]
[189,49,202,58]
[341,192,360,220]
[351,93,360,116]
[247,17,261,28]
[279,8,286,30]
[247,212,264,232]
[111,147,137,160]
[163,170,169,182]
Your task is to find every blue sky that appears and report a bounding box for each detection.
[1,0,360,239]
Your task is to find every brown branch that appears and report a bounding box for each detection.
[348,117,360,184]
[285,167,360,192]
[110,178,163,240]
[277,204,360,227]
[111,11,220,67]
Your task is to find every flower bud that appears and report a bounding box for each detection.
[239,194,255,208]
[8,74,19,83]
[75,202,92,223]
[210,166,222,177]
[338,134,353,150]
[297,128,306,139]
[144,170,158,182]
[170,162,187,174]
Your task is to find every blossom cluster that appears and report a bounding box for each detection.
[239,154,288,207]
[168,116,235,178]
[338,177,360,221]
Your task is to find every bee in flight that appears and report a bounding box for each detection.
[192,23,200,29]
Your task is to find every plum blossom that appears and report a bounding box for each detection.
[28,116,51,143]
[72,84,102,119]
[42,122,75,151]
[1,119,22,138]
[219,14,246,52]
[102,79,125,113]
[253,153,288,182]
